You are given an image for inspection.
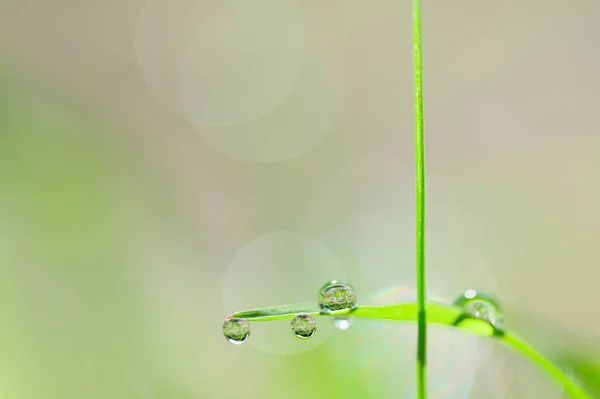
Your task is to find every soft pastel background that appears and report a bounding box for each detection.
[1,0,599,398]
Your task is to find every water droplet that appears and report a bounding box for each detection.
[318,280,357,311]
[453,289,504,328]
[333,316,353,330]
[222,318,250,344]
[290,313,317,339]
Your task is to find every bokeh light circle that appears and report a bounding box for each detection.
[354,287,491,398]
[304,157,503,300]
[134,0,345,163]
[221,231,347,355]
[178,0,305,127]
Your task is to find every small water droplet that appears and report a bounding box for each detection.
[318,280,357,311]
[453,290,504,328]
[291,313,317,339]
[333,316,353,330]
[222,318,250,344]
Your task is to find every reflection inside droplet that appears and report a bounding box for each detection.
[291,313,317,339]
[222,318,250,345]
[318,280,358,312]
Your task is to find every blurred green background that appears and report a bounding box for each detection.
[1,0,599,398]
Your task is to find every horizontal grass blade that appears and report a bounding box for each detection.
[227,301,593,399]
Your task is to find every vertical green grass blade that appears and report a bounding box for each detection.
[412,0,427,398]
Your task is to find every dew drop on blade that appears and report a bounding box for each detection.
[453,289,504,328]
[222,318,250,345]
[291,313,317,339]
[317,280,358,312]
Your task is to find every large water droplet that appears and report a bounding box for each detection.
[290,313,317,339]
[333,316,353,330]
[453,289,504,328]
[318,280,357,311]
[222,318,250,344]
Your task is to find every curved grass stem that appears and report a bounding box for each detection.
[227,302,593,399]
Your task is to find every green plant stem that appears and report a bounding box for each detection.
[227,302,593,399]
[412,0,427,398]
